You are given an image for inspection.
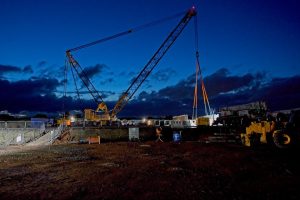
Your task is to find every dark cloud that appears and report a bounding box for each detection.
[100,78,114,85]
[127,68,176,89]
[124,68,300,117]
[72,64,107,89]
[80,64,107,79]
[137,73,195,102]
[1,66,299,116]
[120,98,191,117]
[0,78,60,97]
[37,61,47,68]
[36,64,62,79]
[0,64,21,75]
[206,73,300,112]
[55,90,115,99]
[255,76,300,110]
[0,64,34,78]
[150,68,176,82]
[0,78,62,112]
[0,62,111,113]
[101,91,116,99]
[204,68,256,96]
[128,76,151,89]
[23,65,33,73]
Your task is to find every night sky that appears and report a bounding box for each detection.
[0,0,300,117]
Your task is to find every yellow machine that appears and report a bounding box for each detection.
[196,117,210,126]
[240,121,275,146]
[56,118,71,126]
[84,109,109,124]
[240,120,292,147]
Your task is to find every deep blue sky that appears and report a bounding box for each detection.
[0,0,300,117]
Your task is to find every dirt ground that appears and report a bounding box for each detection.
[0,141,299,200]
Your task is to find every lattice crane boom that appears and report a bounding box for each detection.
[65,6,197,120]
[66,51,108,114]
[111,6,197,118]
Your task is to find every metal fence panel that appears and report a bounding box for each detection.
[0,121,47,147]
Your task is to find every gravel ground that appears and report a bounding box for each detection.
[0,142,299,200]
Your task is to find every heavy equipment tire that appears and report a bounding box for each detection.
[272,130,291,149]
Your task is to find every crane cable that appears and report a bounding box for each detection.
[62,58,69,124]
[65,10,186,113]
[67,11,185,53]
[63,56,84,111]
[69,62,82,101]
[192,54,198,119]
[193,14,212,118]
[192,15,199,119]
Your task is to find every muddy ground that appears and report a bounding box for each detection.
[0,141,299,200]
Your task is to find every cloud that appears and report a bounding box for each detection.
[1,65,299,116]
[255,76,300,110]
[121,68,300,117]
[136,73,195,102]
[0,64,22,75]
[36,64,63,79]
[72,64,108,89]
[0,77,94,113]
[101,91,116,99]
[0,77,62,112]
[37,61,47,67]
[204,68,258,96]
[150,68,177,82]
[0,78,61,97]
[0,64,34,78]
[100,78,114,85]
[23,65,33,73]
[205,72,300,111]
[0,62,112,113]
[79,64,107,80]
[125,68,176,90]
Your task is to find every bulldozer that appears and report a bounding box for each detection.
[241,109,300,148]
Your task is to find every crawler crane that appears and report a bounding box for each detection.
[65,6,197,123]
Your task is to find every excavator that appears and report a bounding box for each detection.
[65,6,197,124]
[240,109,300,148]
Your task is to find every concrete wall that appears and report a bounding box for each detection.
[69,126,206,142]
[70,127,158,142]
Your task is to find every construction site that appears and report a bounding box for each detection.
[1,5,300,200]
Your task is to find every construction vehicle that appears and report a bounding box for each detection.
[240,120,275,147]
[65,6,197,124]
[56,118,71,127]
[214,101,267,130]
[191,30,217,126]
[193,55,219,127]
[66,50,110,123]
[218,101,267,121]
[241,109,300,148]
[272,109,300,148]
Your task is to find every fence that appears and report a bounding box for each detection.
[0,121,46,147]
[50,124,64,144]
